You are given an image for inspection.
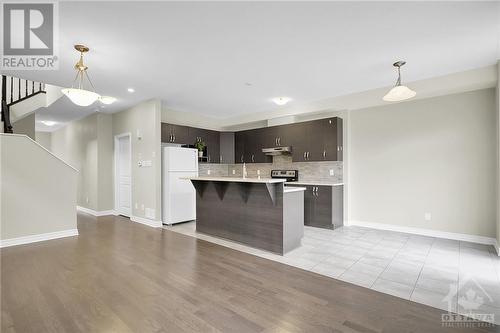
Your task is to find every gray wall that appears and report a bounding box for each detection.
[113,99,162,221]
[35,131,51,150]
[497,62,500,246]
[0,134,77,240]
[51,113,114,212]
[13,113,35,140]
[349,88,497,238]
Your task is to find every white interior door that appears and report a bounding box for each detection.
[116,135,131,217]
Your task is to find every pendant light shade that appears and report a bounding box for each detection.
[62,44,116,107]
[383,61,416,102]
[62,88,100,106]
[99,96,117,105]
[383,85,416,102]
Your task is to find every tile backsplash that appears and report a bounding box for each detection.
[198,155,343,183]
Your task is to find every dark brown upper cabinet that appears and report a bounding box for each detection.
[161,123,189,144]
[163,116,343,165]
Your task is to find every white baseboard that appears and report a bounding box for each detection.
[0,229,79,248]
[130,215,163,228]
[77,206,117,217]
[348,220,498,248]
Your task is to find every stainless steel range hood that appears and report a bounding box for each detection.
[262,146,292,155]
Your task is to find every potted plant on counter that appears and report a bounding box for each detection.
[194,140,206,158]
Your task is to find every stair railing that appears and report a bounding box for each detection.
[1,75,46,133]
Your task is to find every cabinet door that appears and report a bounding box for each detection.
[254,128,272,163]
[336,118,343,161]
[306,120,325,162]
[170,124,189,144]
[322,117,343,161]
[206,130,220,163]
[161,123,172,142]
[311,186,333,229]
[219,132,234,164]
[234,131,245,164]
[289,122,311,162]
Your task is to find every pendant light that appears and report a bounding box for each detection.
[383,61,416,102]
[61,45,116,106]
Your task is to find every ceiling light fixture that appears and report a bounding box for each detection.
[272,97,291,106]
[383,61,416,102]
[127,88,135,93]
[61,45,116,107]
[41,120,57,126]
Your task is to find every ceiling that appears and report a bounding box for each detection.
[5,1,500,130]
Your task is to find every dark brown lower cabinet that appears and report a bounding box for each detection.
[286,184,343,230]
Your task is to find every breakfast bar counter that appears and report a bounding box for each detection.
[185,177,305,254]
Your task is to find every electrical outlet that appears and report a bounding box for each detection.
[424,213,432,221]
[329,169,334,176]
[141,204,145,210]
[207,170,211,175]
[257,170,260,175]
[232,169,235,175]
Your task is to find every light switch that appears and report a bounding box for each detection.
[232,169,236,175]
[207,170,211,175]
[424,213,432,221]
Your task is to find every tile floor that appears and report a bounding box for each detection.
[168,222,500,324]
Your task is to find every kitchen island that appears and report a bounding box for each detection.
[185,177,305,254]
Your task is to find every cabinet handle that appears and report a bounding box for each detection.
[220,155,223,163]
[173,135,175,142]
[278,137,281,146]
[323,150,326,159]
[241,155,244,163]
[170,134,173,142]
[306,151,310,160]
[251,154,255,163]
[316,187,319,196]
[303,152,306,160]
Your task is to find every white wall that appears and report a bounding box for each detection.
[113,99,162,222]
[0,134,77,241]
[349,88,496,238]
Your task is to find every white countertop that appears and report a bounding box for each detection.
[184,176,286,184]
[284,187,306,193]
[285,181,344,187]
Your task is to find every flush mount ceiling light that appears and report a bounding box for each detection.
[127,88,135,93]
[272,97,291,106]
[41,120,57,126]
[383,61,416,102]
[61,45,116,107]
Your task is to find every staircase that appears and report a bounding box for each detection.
[1,75,63,133]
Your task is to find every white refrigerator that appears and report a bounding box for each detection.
[162,146,198,225]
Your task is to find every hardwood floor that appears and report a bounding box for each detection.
[1,213,496,333]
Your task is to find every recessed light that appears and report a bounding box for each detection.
[127,88,135,93]
[272,97,291,106]
[41,120,56,126]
